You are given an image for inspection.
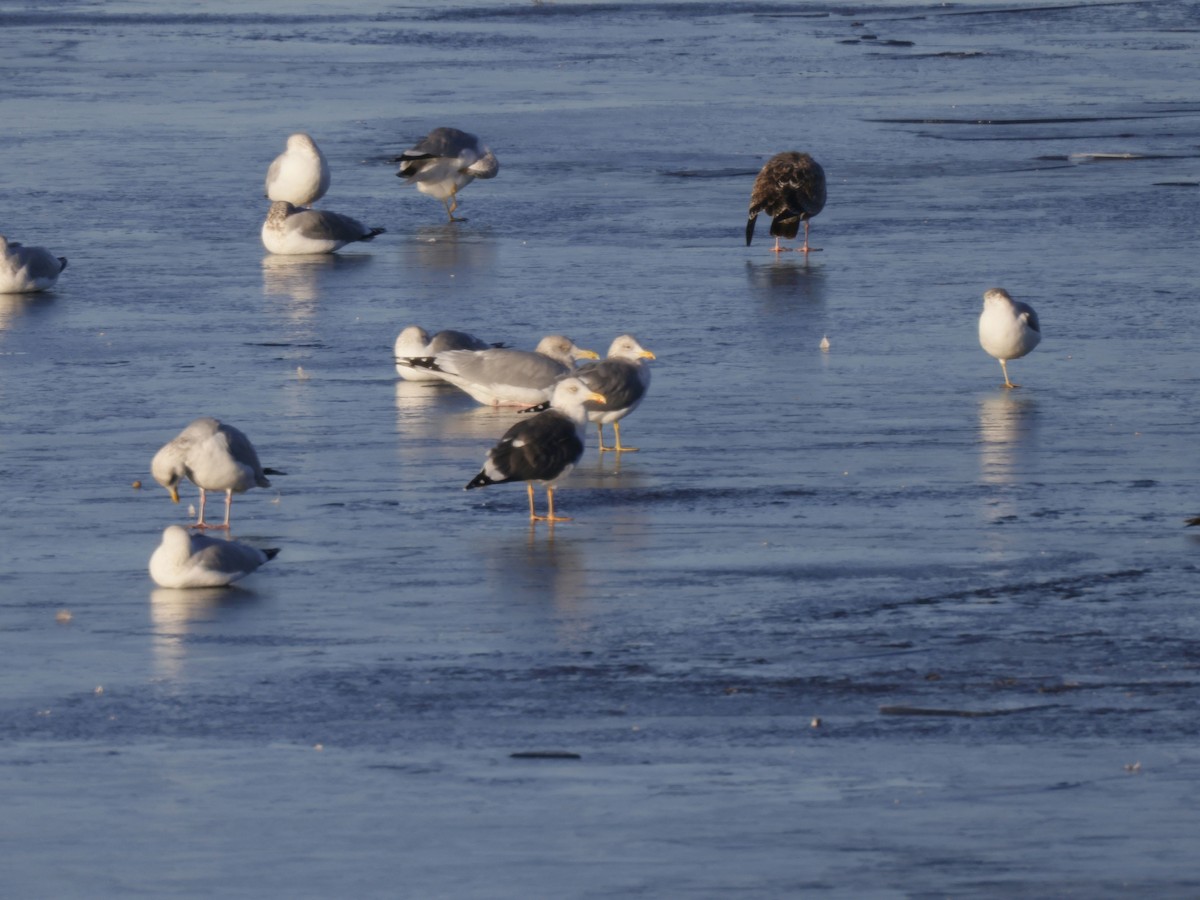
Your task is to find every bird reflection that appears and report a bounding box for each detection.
[149,586,256,679]
[483,530,589,633]
[403,225,497,272]
[395,381,520,443]
[744,258,828,314]
[0,294,51,330]
[978,391,1039,487]
[261,253,372,319]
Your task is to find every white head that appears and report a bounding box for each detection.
[535,335,599,366]
[287,133,319,154]
[394,325,430,356]
[150,443,186,503]
[982,288,1016,310]
[549,376,607,423]
[605,334,656,362]
[158,525,194,560]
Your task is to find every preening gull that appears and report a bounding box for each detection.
[395,127,498,222]
[261,201,385,255]
[151,417,284,530]
[149,525,279,589]
[393,325,503,382]
[465,377,606,522]
[554,334,655,452]
[1,235,68,293]
[746,152,826,253]
[264,133,330,207]
[398,335,598,407]
[979,288,1041,389]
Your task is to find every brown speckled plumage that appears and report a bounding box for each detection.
[746,152,826,250]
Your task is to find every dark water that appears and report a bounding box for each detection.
[3,1,1200,896]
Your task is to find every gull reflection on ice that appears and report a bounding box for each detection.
[978,391,1040,486]
[261,253,372,320]
[403,225,497,273]
[149,586,256,680]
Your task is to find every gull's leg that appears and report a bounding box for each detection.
[597,423,614,452]
[771,236,785,254]
[446,188,465,222]
[527,482,537,520]
[1000,359,1018,389]
[213,489,233,531]
[543,487,572,523]
[797,220,820,253]
[613,422,639,453]
[193,488,208,528]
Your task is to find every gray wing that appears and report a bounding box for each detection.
[1015,301,1040,334]
[16,245,67,279]
[575,360,645,411]
[409,127,477,159]
[428,329,494,354]
[292,208,371,242]
[439,348,568,389]
[217,422,268,484]
[191,533,269,575]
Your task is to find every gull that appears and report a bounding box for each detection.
[264,133,330,208]
[262,201,385,255]
[398,335,598,407]
[746,152,826,253]
[151,417,284,529]
[149,525,279,589]
[1,235,68,293]
[979,288,1041,389]
[393,325,503,382]
[525,334,655,451]
[465,377,606,522]
[395,127,498,222]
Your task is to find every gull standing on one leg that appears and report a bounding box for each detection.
[394,127,498,222]
[978,288,1041,389]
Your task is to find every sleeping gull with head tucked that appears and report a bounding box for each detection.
[149,525,279,589]
[466,376,606,522]
[393,325,503,382]
[398,334,598,407]
[979,288,1041,389]
[151,417,284,530]
[395,127,498,222]
[746,151,826,253]
[262,201,385,255]
[1,235,68,293]
[265,133,330,208]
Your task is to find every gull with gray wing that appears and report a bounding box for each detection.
[149,525,279,589]
[261,201,385,255]
[151,417,284,530]
[395,127,498,222]
[1,235,68,293]
[394,325,504,382]
[398,334,598,407]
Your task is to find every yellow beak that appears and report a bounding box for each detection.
[577,349,600,360]
[588,391,607,404]
[169,485,180,503]
[641,350,656,360]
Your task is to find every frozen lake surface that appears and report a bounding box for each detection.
[3,0,1200,896]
